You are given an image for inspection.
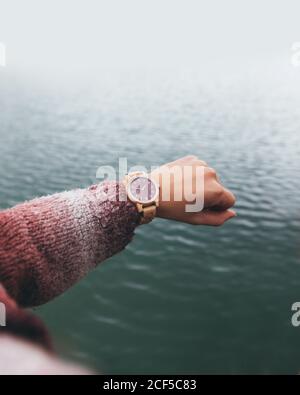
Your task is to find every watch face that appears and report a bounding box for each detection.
[129,176,157,203]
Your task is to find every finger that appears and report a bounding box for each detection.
[205,167,218,180]
[205,181,236,211]
[192,209,237,226]
[212,186,236,211]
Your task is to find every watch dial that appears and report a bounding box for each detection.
[130,177,157,203]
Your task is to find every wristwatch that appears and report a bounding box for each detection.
[123,171,159,224]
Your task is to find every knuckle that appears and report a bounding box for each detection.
[196,159,208,167]
[185,155,198,161]
[224,189,236,207]
[214,185,224,198]
[205,167,217,177]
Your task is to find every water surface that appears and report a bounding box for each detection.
[0,63,300,373]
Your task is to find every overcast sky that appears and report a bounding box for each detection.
[0,0,299,72]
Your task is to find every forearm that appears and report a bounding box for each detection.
[0,181,139,307]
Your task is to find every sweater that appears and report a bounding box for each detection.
[0,181,140,374]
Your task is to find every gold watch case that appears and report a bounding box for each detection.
[123,171,159,224]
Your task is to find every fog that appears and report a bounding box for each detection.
[0,0,299,73]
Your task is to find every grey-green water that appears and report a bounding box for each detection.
[0,64,300,374]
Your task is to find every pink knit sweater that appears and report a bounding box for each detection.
[0,181,140,374]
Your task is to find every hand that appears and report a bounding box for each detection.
[150,155,236,226]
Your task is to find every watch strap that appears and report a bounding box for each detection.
[136,202,157,224]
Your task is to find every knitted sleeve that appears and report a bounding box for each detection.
[0,181,140,307]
